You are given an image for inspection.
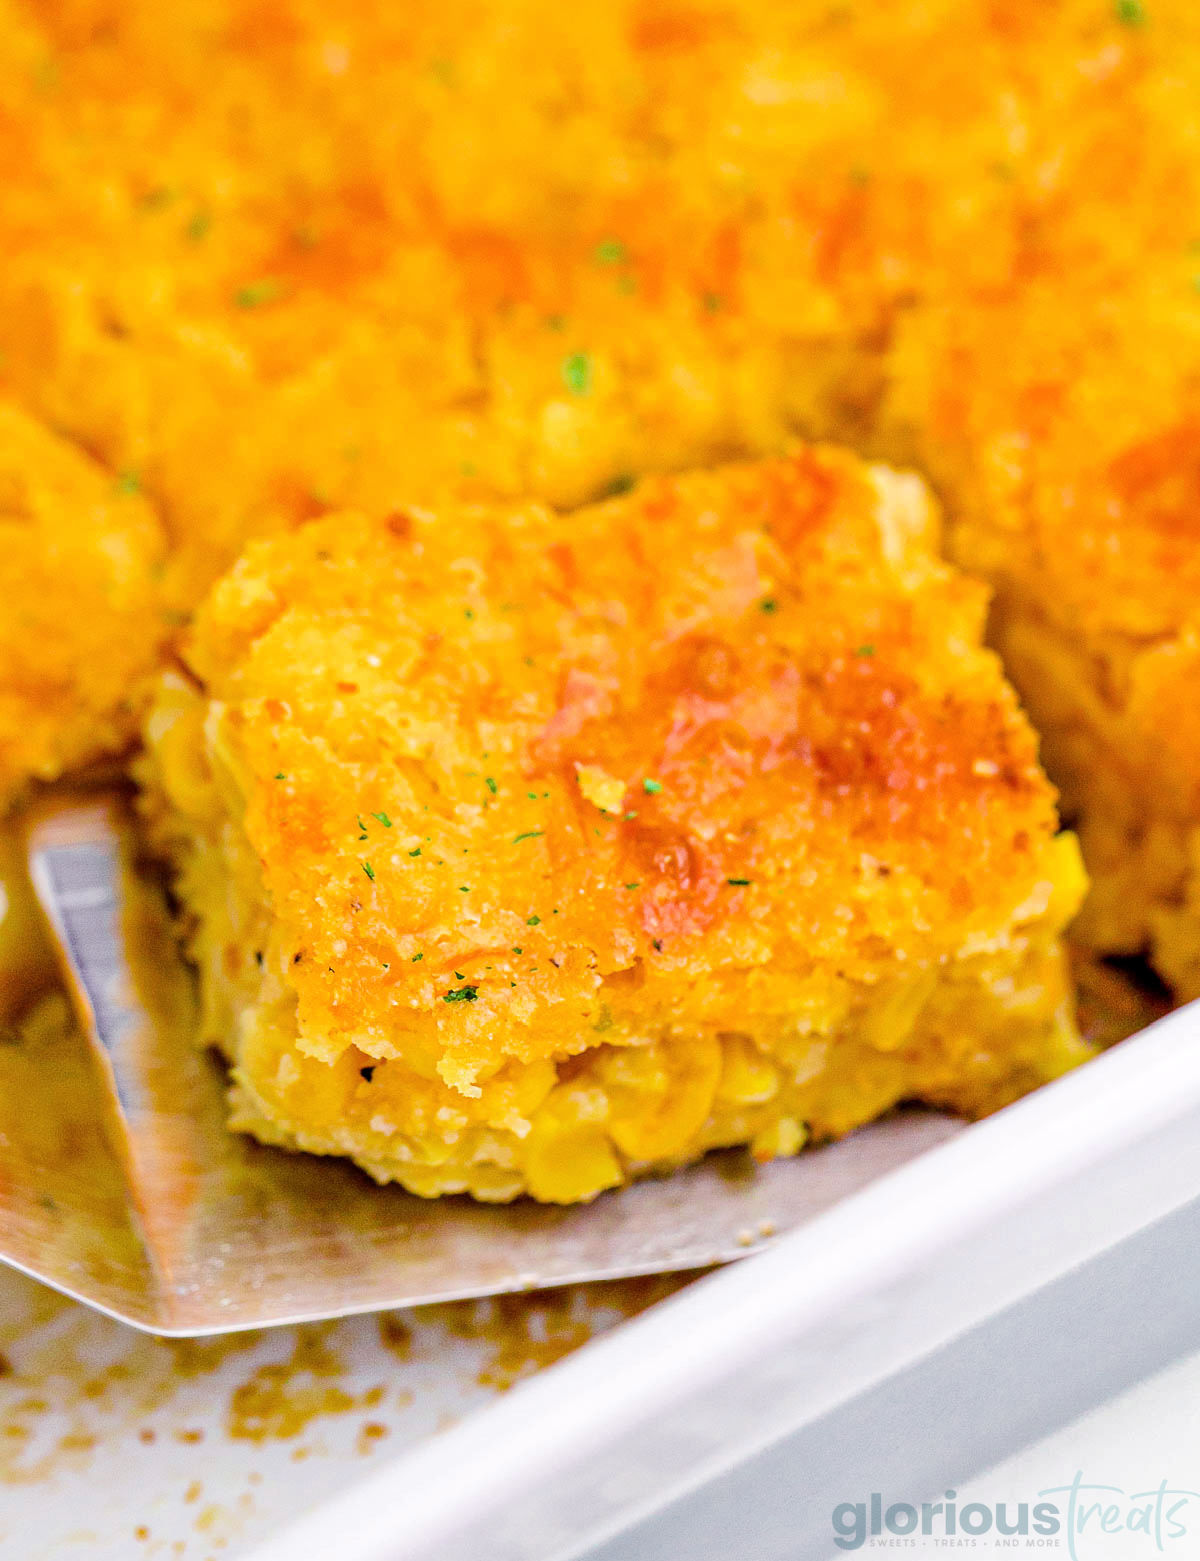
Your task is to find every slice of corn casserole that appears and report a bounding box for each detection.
[141,448,1087,1203]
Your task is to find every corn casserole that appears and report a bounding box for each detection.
[0,0,1194,997]
[141,449,1086,1201]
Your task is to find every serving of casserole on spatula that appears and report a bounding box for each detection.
[0,450,1095,1333]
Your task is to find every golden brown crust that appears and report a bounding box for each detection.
[180,453,1057,1076]
[0,0,1142,561]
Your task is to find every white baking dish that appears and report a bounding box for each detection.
[240,997,1200,1561]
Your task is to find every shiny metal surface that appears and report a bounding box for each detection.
[2,794,963,1336]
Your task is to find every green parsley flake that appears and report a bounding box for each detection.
[444,986,478,1003]
[527,914,541,926]
[642,778,663,795]
[1115,0,1146,22]
[595,238,627,265]
[624,882,640,890]
[512,946,523,955]
[562,352,592,396]
[140,186,174,212]
[234,278,282,309]
[274,773,287,780]
[408,847,421,857]
[485,777,498,794]
[513,830,544,844]
[459,885,471,892]
[412,952,423,962]
[372,812,393,827]
[362,861,375,881]
[357,816,369,839]
[855,644,876,658]
[727,877,752,886]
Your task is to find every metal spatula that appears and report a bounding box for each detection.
[0,790,962,1335]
